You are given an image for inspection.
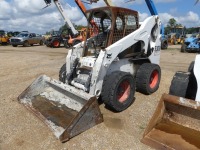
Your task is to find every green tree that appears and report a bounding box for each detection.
[59,24,87,35]
[167,18,177,28]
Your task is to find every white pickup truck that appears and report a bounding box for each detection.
[10,32,44,47]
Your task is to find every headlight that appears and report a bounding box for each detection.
[19,38,23,42]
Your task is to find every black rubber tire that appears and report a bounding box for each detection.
[12,45,17,47]
[101,71,135,112]
[23,41,29,47]
[59,63,66,83]
[188,61,194,72]
[169,72,189,98]
[180,44,186,53]
[136,63,161,95]
[161,40,168,49]
[39,40,43,45]
[52,39,60,48]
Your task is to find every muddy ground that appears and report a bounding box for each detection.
[0,45,197,150]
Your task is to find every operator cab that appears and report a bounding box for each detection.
[84,6,139,57]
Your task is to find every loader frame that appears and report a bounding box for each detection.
[66,6,161,96]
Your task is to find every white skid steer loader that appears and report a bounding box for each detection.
[19,6,162,142]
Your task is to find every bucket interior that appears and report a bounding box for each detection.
[19,75,93,139]
[142,94,200,150]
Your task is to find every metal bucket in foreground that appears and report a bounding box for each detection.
[141,93,200,150]
[18,75,103,142]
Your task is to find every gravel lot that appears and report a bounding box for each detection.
[0,44,197,150]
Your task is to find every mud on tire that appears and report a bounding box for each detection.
[136,63,161,95]
[23,41,29,47]
[59,63,66,83]
[181,44,186,53]
[161,40,168,50]
[101,71,135,112]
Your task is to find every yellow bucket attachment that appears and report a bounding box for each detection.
[18,75,103,142]
[141,94,200,150]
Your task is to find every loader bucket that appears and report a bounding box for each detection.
[18,75,103,142]
[141,93,200,150]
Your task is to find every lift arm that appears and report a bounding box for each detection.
[44,0,79,36]
[144,0,164,35]
[145,0,158,15]
[75,0,87,18]
[103,0,114,6]
[74,0,114,17]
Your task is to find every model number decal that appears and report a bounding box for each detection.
[154,46,161,55]
[155,46,161,51]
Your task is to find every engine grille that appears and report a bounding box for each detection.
[11,39,20,42]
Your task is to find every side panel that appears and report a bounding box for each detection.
[89,16,161,95]
[194,55,200,101]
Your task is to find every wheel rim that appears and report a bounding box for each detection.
[149,70,159,89]
[25,41,28,46]
[53,40,59,47]
[117,80,130,103]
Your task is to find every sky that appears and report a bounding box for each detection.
[0,0,199,34]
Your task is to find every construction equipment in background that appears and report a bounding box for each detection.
[0,30,10,45]
[44,29,71,48]
[7,31,20,37]
[167,33,177,45]
[19,0,162,142]
[181,33,200,53]
[176,34,185,44]
[142,55,200,149]
[74,0,100,38]
[167,33,185,45]
[160,25,168,50]
[44,0,118,48]
[67,0,113,45]
[167,26,185,45]
[43,0,85,48]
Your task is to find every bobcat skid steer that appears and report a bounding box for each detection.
[141,55,200,149]
[19,6,162,142]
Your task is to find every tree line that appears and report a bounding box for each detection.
[165,18,199,35]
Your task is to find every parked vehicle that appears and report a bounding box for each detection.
[10,32,44,47]
[181,33,200,53]
[19,0,162,142]
[7,31,20,37]
[0,30,10,45]
[44,30,69,48]
[167,33,185,45]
